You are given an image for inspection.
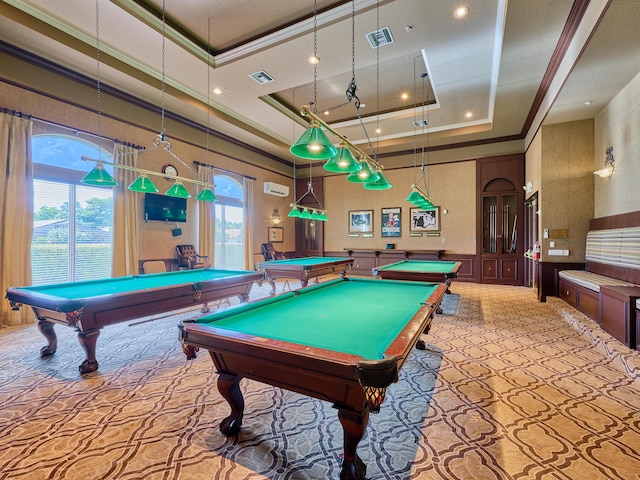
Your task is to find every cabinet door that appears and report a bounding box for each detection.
[481,192,520,284]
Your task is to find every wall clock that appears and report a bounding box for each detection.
[162,164,178,178]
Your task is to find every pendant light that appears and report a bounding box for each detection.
[289,0,336,161]
[81,0,118,187]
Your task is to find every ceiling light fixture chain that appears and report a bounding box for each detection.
[94,0,103,161]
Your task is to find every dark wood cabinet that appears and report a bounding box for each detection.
[294,177,324,257]
[476,155,524,285]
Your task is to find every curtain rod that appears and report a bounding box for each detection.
[193,160,256,181]
[1,106,146,150]
[3,106,257,181]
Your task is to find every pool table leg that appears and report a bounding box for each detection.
[217,372,244,436]
[338,408,369,480]
[77,329,100,374]
[266,276,277,296]
[37,320,58,357]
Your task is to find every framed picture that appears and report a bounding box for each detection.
[267,226,284,243]
[410,207,440,232]
[381,207,401,237]
[349,210,374,234]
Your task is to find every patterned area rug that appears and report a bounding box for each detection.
[0,282,639,480]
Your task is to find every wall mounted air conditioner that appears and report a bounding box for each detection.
[263,182,289,197]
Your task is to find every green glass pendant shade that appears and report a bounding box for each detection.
[317,211,329,221]
[290,121,338,160]
[299,208,311,219]
[363,171,392,190]
[128,174,159,193]
[406,190,422,203]
[288,206,302,217]
[165,181,191,198]
[347,160,380,183]
[323,143,361,173]
[310,210,323,220]
[81,164,118,186]
[195,188,217,202]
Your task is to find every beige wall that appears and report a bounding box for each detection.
[538,119,594,262]
[594,71,640,218]
[323,160,477,254]
[1,81,296,264]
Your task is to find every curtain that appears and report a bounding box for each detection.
[243,177,255,270]
[111,144,139,277]
[0,113,34,326]
[197,164,214,264]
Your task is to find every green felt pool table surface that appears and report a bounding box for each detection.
[260,256,349,267]
[257,256,353,295]
[375,260,460,274]
[183,277,442,361]
[8,268,257,301]
[6,268,263,374]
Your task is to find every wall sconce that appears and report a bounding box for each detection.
[594,146,615,178]
[272,208,281,224]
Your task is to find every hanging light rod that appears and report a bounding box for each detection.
[81,156,216,190]
[297,104,383,172]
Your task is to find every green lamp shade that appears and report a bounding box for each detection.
[288,206,302,217]
[406,190,422,203]
[165,181,192,198]
[310,210,323,220]
[290,121,338,160]
[195,188,217,202]
[128,174,159,193]
[299,208,311,219]
[317,211,329,221]
[363,171,392,190]
[81,164,118,186]
[323,143,361,173]
[347,160,380,183]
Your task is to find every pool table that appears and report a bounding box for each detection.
[179,277,446,480]
[373,260,462,295]
[6,268,262,374]
[257,256,353,295]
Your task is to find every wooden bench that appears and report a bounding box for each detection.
[558,220,640,348]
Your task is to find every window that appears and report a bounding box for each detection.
[213,175,244,270]
[32,135,114,284]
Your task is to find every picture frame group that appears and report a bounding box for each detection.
[347,206,441,236]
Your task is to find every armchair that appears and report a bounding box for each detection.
[261,243,286,262]
[176,244,210,269]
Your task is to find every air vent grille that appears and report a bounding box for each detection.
[249,71,274,84]
[366,27,394,48]
[413,120,429,128]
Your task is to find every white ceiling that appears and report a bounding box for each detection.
[0,0,638,170]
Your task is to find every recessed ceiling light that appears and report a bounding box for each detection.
[401,93,409,100]
[454,6,469,18]
[324,110,330,115]
[308,55,320,65]
[584,100,593,106]
[465,111,473,118]
[360,103,366,108]
[375,128,381,134]
[212,88,222,95]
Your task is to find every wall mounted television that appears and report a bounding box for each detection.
[144,193,187,223]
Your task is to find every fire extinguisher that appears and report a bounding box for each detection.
[534,241,541,259]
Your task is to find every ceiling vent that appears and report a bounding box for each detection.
[413,120,429,128]
[249,71,274,84]
[365,27,394,48]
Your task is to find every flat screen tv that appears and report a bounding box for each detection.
[144,193,187,223]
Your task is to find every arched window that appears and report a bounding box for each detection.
[213,175,244,270]
[31,135,114,284]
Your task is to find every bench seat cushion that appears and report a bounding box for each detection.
[558,270,637,292]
